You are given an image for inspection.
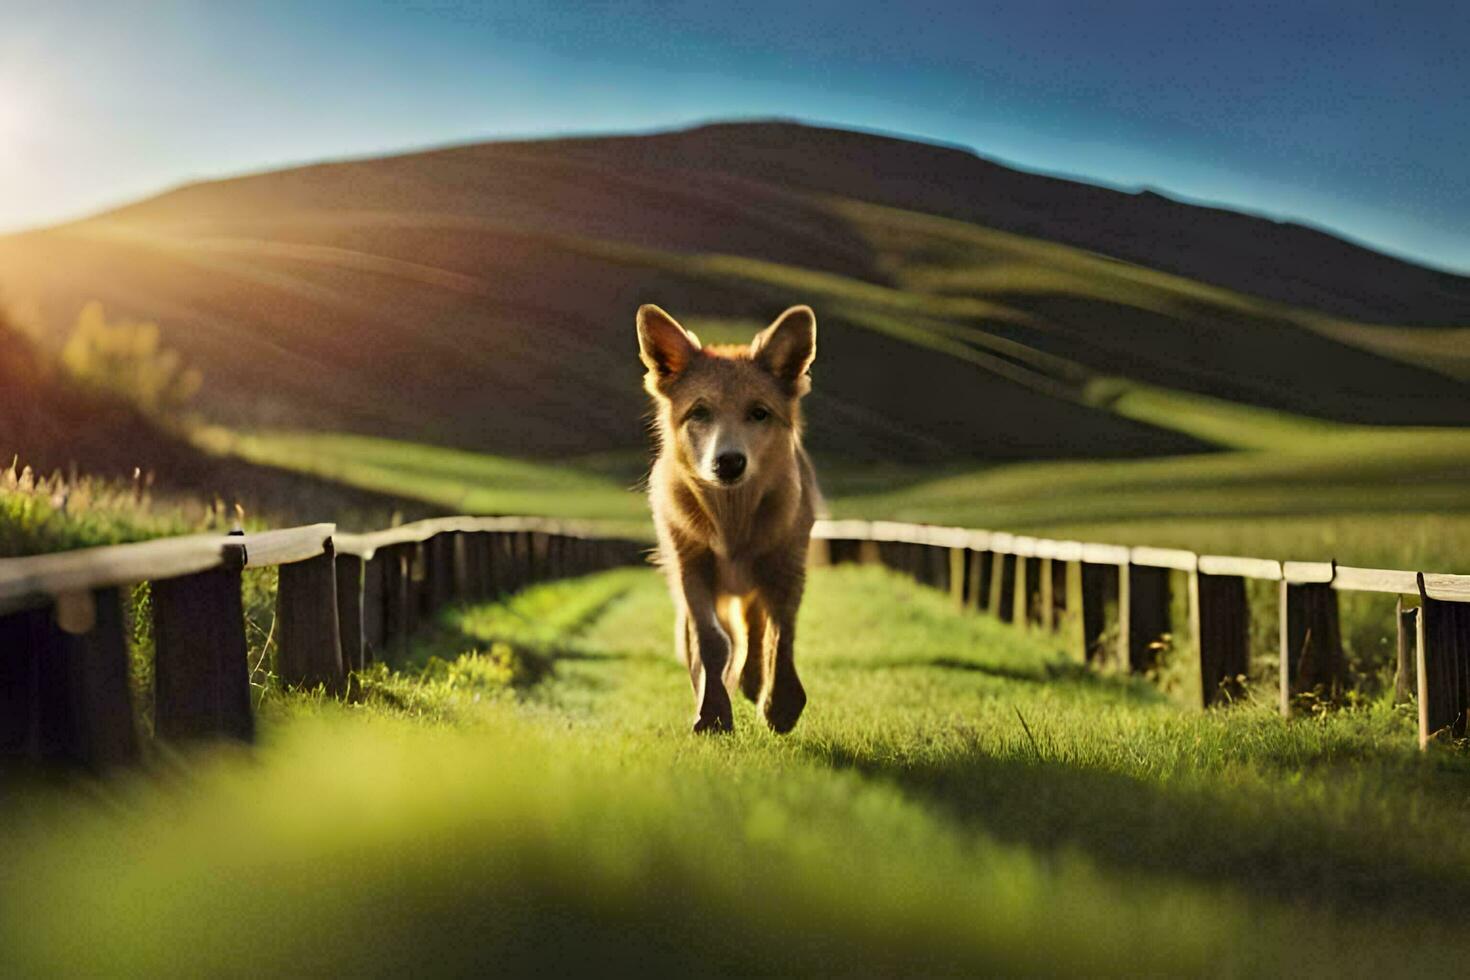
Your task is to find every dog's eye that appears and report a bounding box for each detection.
[748,406,770,422]
[688,406,711,423]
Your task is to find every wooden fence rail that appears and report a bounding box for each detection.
[0,516,645,771]
[5,513,1470,770]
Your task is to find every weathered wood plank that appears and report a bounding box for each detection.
[1198,555,1281,581]
[1282,560,1334,585]
[1422,573,1470,603]
[0,534,231,614]
[1332,566,1419,595]
[1130,546,1197,572]
[239,525,334,568]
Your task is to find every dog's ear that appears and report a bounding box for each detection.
[751,305,816,395]
[637,304,699,380]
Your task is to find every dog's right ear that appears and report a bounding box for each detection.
[637,305,699,380]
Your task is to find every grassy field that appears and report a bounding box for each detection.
[195,427,651,528]
[207,382,1470,574]
[6,564,1470,975]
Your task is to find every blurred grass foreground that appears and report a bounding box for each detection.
[5,565,1470,976]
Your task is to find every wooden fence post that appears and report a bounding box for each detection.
[966,550,990,611]
[1192,571,1248,707]
[362,553,386,665]
[381,544,411,652]
[990,553,1015,623]
[335,553,366,674]
[478,532,498,595]
[469,531,493,600]
[1037,557,1054,632]
[927,545,949,591]
[1278,580,1346,715]
[1416,583,1470,746]
[529,532,549,584]
[1049,558,1069,633]
[276,544,344,694]
[491,532,516,595]
[1078,563,1114,664]
[423,533,454,614]
[1127,564,1171,674]
[1,591,139,770]
[1394,599,1418,705]
[1019,556,1045,629]
[451,532,473,601]
[0,607,37,758]
[152,562,254,742]
[1012,557,1030,629]
[949,547,967,609]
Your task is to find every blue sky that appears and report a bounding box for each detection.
[3,0,1467,271]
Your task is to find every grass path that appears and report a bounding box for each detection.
[6,566,1470,975]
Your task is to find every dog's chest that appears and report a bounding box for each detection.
[714,558,756,598]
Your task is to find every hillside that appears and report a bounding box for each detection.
[1,121,1467,465]
[0,310,441,531]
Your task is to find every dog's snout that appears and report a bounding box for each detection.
[714,452,747,483]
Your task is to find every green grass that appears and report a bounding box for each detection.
[6,565,1470,975]
[204,383,1470,574]
[196,427,651,530]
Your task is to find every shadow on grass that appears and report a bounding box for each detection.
[804,735,1470,923]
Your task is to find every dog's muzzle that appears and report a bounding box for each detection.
[713,452,747,484]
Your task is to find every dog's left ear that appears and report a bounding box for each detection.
[751,305,816,395]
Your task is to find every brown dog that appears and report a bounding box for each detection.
[637,304,822,734]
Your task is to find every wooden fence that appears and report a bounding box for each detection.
[4,513,1469,770]
[810,520,1470,749]
[0,517,644,771]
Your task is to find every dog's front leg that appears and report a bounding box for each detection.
[679,565,734,734]
[758,607,807,734]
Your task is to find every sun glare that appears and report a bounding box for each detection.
[0,85,28,142]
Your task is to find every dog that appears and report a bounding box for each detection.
[637,303,822,734]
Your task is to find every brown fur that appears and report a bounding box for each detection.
[637,303,822,734]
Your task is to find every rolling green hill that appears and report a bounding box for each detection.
[3,121,1466,470]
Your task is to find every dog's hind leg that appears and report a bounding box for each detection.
[738,600,767,703]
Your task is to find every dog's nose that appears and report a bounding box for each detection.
[714,452,747,483]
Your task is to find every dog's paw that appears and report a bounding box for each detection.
[738,659,764,703]
[761,677,806,735]
[692,684,734,734]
